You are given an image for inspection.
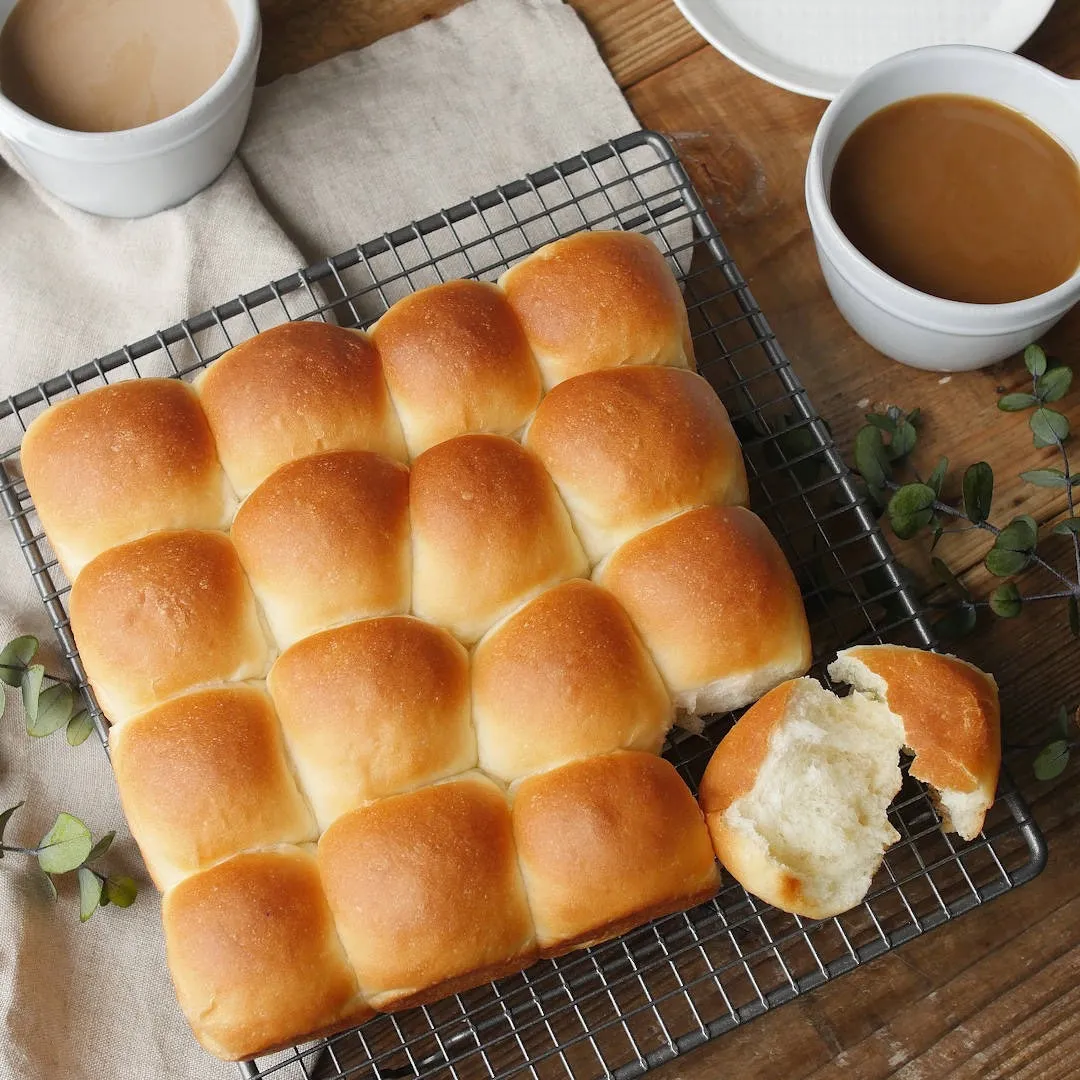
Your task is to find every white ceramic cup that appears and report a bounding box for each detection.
[0,0,260,218]
[806,45,1080,372]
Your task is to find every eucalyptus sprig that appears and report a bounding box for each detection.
[0,635,93,745]
[0,802,137,921]
[850,343,1079,780]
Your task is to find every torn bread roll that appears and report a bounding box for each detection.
[525,366,748,562]
[512,751,718,956]
[499,230,694,388]
[196,321,406,496]
[699,650,1001,919]
[162,846,371,1061]
[598,505,811,715]
[371,279,542,457]
[828,645,1001,842]
[20,378,233,579]
[317,772,536,1010]
[231,450,411,648]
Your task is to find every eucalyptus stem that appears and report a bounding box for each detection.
[0,844,37,856]
[1060,440,1080,586]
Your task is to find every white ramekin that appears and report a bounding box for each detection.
[0,0,260,218]
[806,45,1080,372]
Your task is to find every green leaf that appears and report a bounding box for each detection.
[1071,596,1080,638]
[854,425,891,491]
[887,483,937,540]
[1036,363,1073,403]
[1030,407,1070,448]
[889,419,917,460]
[962,462,994,523]
[931,556,970,599]
[985,547,1029,577]
[37,812,92,875]
[1053,518,1080,535]
[864,413,896,434]
[0,802,23,859]
[1020,468,1069,488]
[989,583,1022,618]
[1033,739,1070,781]
[997,514,1038,552]
[66,710,93,747]
[928,457,949,497]
[934,602,977,641]
[77,867,103,923]
[0,635,38,687]
[103,875,138,908]
[86,830,115,863]
[1024,344,1048,378]
[20,664,44,725]
[26,682,73,739]
[1053,705,1073,739]
[41,871,57,903]
[998,392,1039,412]
[930,519,945,550]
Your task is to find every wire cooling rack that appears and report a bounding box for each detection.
[0,131,1046,1080]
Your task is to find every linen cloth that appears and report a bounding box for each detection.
[0,2,638,1077]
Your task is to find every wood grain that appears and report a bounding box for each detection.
[261,2,1080,1078]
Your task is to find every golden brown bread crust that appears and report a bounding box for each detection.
[371,279,543,456]
[837,645,1001,801]
[472,580,673,781]
[499,230,694,388]
[162,847,368,1061]
[597,506,811,711]
[196,321,406,496]
[111,686,315,890]
[20,379,232,579]
[525,366,748,561]
[69,530,271,724]
[511,751,719,955]
[409,434,588,642]
[317,773,536,1009]
[231,450,411,647]
[268,616,475,828]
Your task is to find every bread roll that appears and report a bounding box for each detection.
[512,751,718,955]
[268,616,475,828]
[317,773,536,1010]
[828,646,1000,841]
[597,506,811,715]
[698,678,904,920]
[162,846,369,1060]
[371,279,542,456]
[111,686,315,890]
[196,321,406,496]
[69,530,271,723]
[231,451,410,647]
[472,580,673,781]
[499,230,694,388]
[410,434,588,642]
[525,366,748,561]
[20,379,232,579]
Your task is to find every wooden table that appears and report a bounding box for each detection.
[259,3,1080,1076]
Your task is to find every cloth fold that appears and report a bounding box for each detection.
[0,2,637,1077]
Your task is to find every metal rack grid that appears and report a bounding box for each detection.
[0,130,1046,1080]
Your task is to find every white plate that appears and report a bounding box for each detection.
[673,0,1058,99]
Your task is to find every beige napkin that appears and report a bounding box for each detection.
[0,1,638,1077]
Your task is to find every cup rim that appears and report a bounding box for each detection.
[0,0,260,152]
[806,43,1080,325]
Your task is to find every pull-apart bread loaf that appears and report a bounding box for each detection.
[19,229,817,1061]
[699,647,1000,920]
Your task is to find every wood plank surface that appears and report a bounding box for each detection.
[257,1,1080,1077]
